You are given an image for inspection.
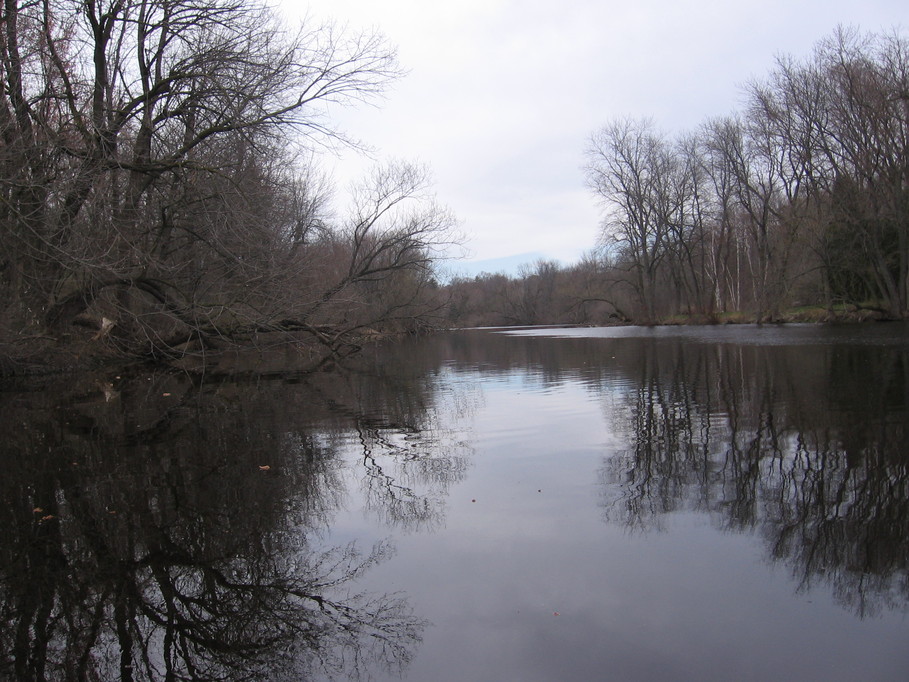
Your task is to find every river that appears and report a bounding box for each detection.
[2,324,908,680]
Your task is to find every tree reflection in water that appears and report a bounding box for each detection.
[5,328,908,677]
[0,363,467,680]
[352,416,470,531]
[599,338,909,617]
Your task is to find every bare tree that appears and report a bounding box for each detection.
[0,0,463,366]
[754,27,909,316]
[586,118,675,323]
[581,26,909,324]
[281,162,459,355]
[699,119,748,313]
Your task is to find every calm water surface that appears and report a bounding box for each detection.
[2,324,908,680]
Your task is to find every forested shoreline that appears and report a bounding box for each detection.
[2,3,907,375]
[442,26,909,329]
[0,0,458,375]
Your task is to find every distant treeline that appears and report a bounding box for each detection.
[444,26,909,327]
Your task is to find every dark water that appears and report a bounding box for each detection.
[2,324,909,681]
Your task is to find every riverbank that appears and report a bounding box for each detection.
[658,304,895,326]
[0,324,410,380]
[1,307,898,380]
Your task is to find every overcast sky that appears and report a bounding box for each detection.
[282,0,906,272]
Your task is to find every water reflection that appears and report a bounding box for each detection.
[596,337,909,617]
[354,415,470,531]
[393,328,909,619]
[4,326,909,680]
[0,364,470,680]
